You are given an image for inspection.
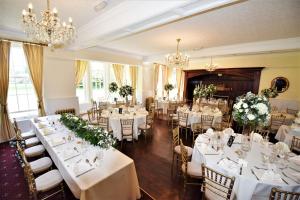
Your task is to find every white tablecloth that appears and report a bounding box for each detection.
[276,124,300,146]
[101,112,147,141]
[192,134,300,200]
[33,116,141,200]
[157,101,169,114]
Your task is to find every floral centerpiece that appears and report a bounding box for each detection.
[60,113,116,149]
[274,142,290,154]
[164,83,174,100]
[109,82,118,93]
[232,92,271,131]
[119,85,133,105]
[193,83,217,99]
[261,87,278,98]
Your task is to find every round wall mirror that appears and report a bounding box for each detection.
[271,77,289,93]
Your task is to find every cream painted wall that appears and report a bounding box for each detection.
[188,51,300,101]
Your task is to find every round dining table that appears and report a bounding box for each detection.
[192,133,300,200]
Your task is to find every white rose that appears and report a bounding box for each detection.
[247,114,255,121]
[256,103,268,115]
[245,108,249,113]
[243,103,248,108]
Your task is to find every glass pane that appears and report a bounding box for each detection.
[7,96,18,112]
[17,95,29,111]
[28,95,37,110]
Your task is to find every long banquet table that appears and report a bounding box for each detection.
[32,115,141,200]
[192,133,300,200]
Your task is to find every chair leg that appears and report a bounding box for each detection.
[171,152,175,175]
[61,183,65,200]
[185,128,188,141]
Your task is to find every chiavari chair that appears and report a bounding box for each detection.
[178,111,191,140]
[191,122,202,145]
[269,115,286,133]
[286,108,298,116]
[291,136,300,153]
[22,155,65,200]
[16,129,40,148]
[217,100,227,114]
[13,118,36,139]
[154,100,163,118]
[54,108,76,115]
[87,108,98,125]
[97,116,113,133]
[120,118,134,149]
[17,139,45,159]
[201,164,235,200]
[167,102,178,126]
[254,127,270,138]
[180,139,202,192]
[138,115,153,142]
[91,100,98,118]
[201,115,214,133]
[171,128,193,175]
[269,187,300,200]
[17,142,52,175]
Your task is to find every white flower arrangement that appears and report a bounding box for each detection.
[193,83,217,99]
[119,85,133,98]
[108,82,118,93]
[232,92,271,127]
[274,142,290,153]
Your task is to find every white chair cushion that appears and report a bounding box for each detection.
[179,121,188,127]
[25,137,40,147]
[24,145,45,157]
[138,124,151,130]
[21,130,36,139]
[35,170,63,192]
[181,162,202,177]
[30,157,52,174]
[174,145,193,157]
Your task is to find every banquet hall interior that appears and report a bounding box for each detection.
[0,0,300,200]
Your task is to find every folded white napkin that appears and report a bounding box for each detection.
[41,128,53,136]
[274,142,290,153]
[289,155,300,166]
[206,128,214,136]
[260,170,283,184]
[63,148,79,160]
[37,122,47,129]
[218,158,239,174]
[51,137,65,147]
[223,128,234,135]
[251,132,263,143]
[73,161,93,177]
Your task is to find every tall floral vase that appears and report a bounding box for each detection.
[125,96,129,107]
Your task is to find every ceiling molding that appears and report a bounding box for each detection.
[143,37,300,62]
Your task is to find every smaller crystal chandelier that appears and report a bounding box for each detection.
[205,57,218,72]
[166,38,189,68]
[22,0,75,47]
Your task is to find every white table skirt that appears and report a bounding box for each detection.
[157,101,169,114]
[102,114,146,141]
[192,134,300,200]
[33,116,141,200]
[276,125,300,146]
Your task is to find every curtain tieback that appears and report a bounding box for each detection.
[1,103,8,114]
[37,99,43,109]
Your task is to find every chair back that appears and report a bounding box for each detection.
[270,115,286,131]
[254,128,270,138]
[286,108,298,116]
[55,108,76,115]
[15,129,24,141]
[201,115,214,130]
[120,119,134,136]
[98,116,110,131]
[291,136,300,152]
[218,101,227,113]
[87,108,95,122]
[23,157,37,195]
[201,164,235,200]
[178,112,189,127]
[269,187,300,200]
[180,139,188,174]
[13,118,19,133]
[172,127,179,147]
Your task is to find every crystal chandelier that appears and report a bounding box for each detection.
[205,57,218,72]
[166,38,189,68]
[22,0,75,47]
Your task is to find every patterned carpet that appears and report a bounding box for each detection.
[0,142,153,200]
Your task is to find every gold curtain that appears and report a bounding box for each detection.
[161,65,167,97]
[23,43,46,116]
[176,68,182,100]
[112,64,124,87]
[0,41,15,142]
[153,63,160,96]
[167,66,173,84]
[129,66,137,105]
[75,60,88,86]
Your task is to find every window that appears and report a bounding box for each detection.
[156,66,180,100]
[7,43,38,116]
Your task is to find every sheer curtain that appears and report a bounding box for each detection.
[176,68,182,100]
[112,64,124,87]
[75,60,88,86]
[23,43,46,116]
[153,63,160,96]
[0,41,15,142]
[130,66,137,105]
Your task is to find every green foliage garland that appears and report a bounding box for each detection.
[59,113,116,149]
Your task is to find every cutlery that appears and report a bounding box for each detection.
[281,177,289,185]
[75,168,95,178]
[205,153,219,155]
[217,158,223,165]
[64,154,80,161]
[85,159,92,167]
[282,171,300,184]
[289,167,300,173]
[254,166,268,170]
[251,169,259,180]
[93,156,98,163]
[74,147,79,153]
[226,157,238,164]
[76,159,82,164]
[240,164,243,175]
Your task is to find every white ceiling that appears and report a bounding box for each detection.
[0,0,300,60]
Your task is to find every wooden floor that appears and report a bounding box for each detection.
[122,116,201,200]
